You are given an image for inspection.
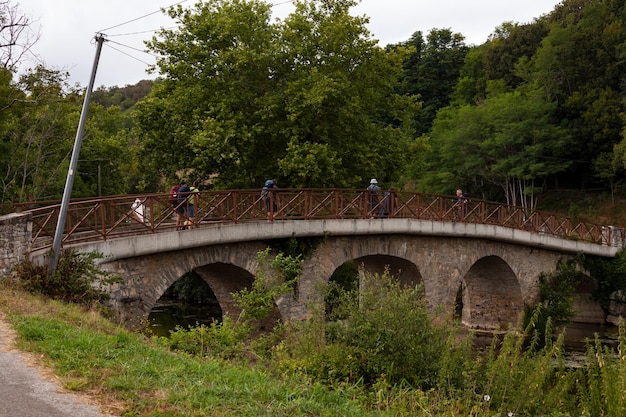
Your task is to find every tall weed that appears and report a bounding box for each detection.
[577,321,626,417]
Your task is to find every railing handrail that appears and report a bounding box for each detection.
[11,188,625,252]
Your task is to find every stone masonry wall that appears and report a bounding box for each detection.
[0,213,32,279]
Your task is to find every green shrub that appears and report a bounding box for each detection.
[233,247,300,322]
[278,269,452,388]
[162,315,251,360]
[523,259,579,344]
[13,249,120,306]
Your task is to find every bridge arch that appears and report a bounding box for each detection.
[352,254,423,289]
[460,255,524,330]
[296,235,568,329]
[296,236,425,319]
[101,241,269,326]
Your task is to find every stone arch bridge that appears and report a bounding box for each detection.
[65,218,618,331]
[3,189,622,331]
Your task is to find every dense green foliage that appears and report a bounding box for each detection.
[583,250,626,308]
[137,0,417,188]
[3,0,626,209]
[313,270,450,387]
[91,80,153,112]
[427,0,626,205]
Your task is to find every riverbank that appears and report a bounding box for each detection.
[1,282,626,416]
[0,285,379,416]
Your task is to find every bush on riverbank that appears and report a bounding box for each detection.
[149,259,626,416]
[12,249,120,306]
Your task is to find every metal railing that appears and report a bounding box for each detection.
[15,189,625,252]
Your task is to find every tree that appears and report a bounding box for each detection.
[421,0,626,199]
[137,0,417,189]
[482,21,549,89]
[480,86,570,208]
[0,0,39,71]
[527,0,626,187]
[0,65,136,203]
[424,85,570,208]
[0,66,76,202]
[392,28,468,136]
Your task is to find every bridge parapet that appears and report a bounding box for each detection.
[16,189,624,256]
[58,219,621,267]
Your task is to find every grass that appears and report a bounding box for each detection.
[0,285,372,417]
[3,258,626,416]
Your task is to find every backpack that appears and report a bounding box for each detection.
[178,185,190,203]
[168,185,179,203]
[261,180,274,199]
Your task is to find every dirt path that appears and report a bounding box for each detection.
[0,315,115,417]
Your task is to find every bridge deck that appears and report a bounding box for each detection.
[7,189,624,253]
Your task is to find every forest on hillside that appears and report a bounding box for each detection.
[1,0,625,214]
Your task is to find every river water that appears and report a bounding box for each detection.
[147,299,621,354]
[147,298,223,337]
[562,321,620,351]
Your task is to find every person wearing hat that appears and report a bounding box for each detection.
[261,179,280,220]
[366,178,381,218]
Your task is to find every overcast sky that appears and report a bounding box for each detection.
[15,0,563,88]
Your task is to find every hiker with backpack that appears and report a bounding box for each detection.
[367,178,381,218]
[176,180,191,229]
[187,181,200,227]
[168,183,179,209]
[261,179,279,221]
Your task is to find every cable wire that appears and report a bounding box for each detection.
[271,0,296,6]
[97,0,189,33]
[104,43,154,66]
[100,0,293,37]
[105,26,179,38]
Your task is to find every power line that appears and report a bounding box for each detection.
[93,0,298,73]
[271,0,296,6]
[100,0,293,37]
[97,0,189,33]
[106,38,161,58]
[103,42,155,66]
[105,26,179,37]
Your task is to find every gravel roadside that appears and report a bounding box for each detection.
[0,315,114,417]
